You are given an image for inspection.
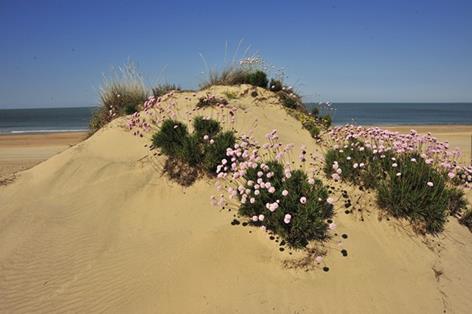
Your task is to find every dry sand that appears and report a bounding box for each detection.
[0,86,471,313]
[0,132,86,178]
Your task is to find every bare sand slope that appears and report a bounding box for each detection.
[1,87,471,313]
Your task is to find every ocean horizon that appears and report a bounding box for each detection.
[1,103,471,134]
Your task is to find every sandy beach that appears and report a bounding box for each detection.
[0,132,86,178]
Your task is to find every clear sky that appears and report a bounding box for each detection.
[1,0,471,108]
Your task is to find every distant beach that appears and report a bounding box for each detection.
[1,103,471,134]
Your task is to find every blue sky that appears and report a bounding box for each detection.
[1,0,471,108]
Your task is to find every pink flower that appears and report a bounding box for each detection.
[250,197,255,204]
[329,223,336,230]
[315,256,323,263]
[396,172,401,177]
[427,181,434,187]
[203,135,209,140]
[300,197,307,204]
[258,214,265,221]
[268,187,276,193]
[252,215,258,222]
[327,197,334,204]
[448,172,455,179]
[282,189,289,196]
[284,214,292,224]
[353,163,359,169]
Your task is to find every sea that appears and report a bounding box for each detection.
[0,103,471,134]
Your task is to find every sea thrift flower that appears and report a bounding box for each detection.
[252,215,258,222]
[427,181,434,187]
[300,197,307,204]
[329,223,336,230]
[284,214,292,224]
[315,256,323,263]
[258,214,265,221]
[396,172,401,177]
[392,163,398,168]
[327,197,334,204]
[282,190,289,196]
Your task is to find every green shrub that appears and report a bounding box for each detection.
[151,120,190,156]
[447,187,468,215]
[376,155,450,233]
[302,120,321,138]
[152,83,180,98]
[193,116,221,139]
[324,144,395,189]
[124,104,138,115]
[246,70,268,88]
[152,117,235,183]
[202,131,235,173]
[321,115,332,128]
[238,160,333,248]
[277,90,300,109]
[269,79,283,92]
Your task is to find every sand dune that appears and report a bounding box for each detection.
[1,86,471,313]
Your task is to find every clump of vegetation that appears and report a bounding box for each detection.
[245,70,268,88]
[324,142,395,188]
[285,108,321,139]
[376,155,452,233]
[277,90,301,109]
[460,209,472,231]
[151,117,235,185]
[309,104,333,128]
[269,79,283,92]
[238,161,333,247]
[89,62,148,134]
[196,94,228,108]
[200,67,250,89]
[152,83,180,98]
[324,143,468,233]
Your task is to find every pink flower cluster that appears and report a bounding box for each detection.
[211,129,332,231]
[328,124,471,187]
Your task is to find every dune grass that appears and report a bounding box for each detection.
[89,62,148,134]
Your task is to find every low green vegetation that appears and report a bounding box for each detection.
[324,143,468,233]
[285,108,321,139]
[237,160,333,247]
[151,117,235,185]
[460,209,472,231]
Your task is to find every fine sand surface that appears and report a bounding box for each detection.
[0,132,86,178]
[1,86,471,313]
